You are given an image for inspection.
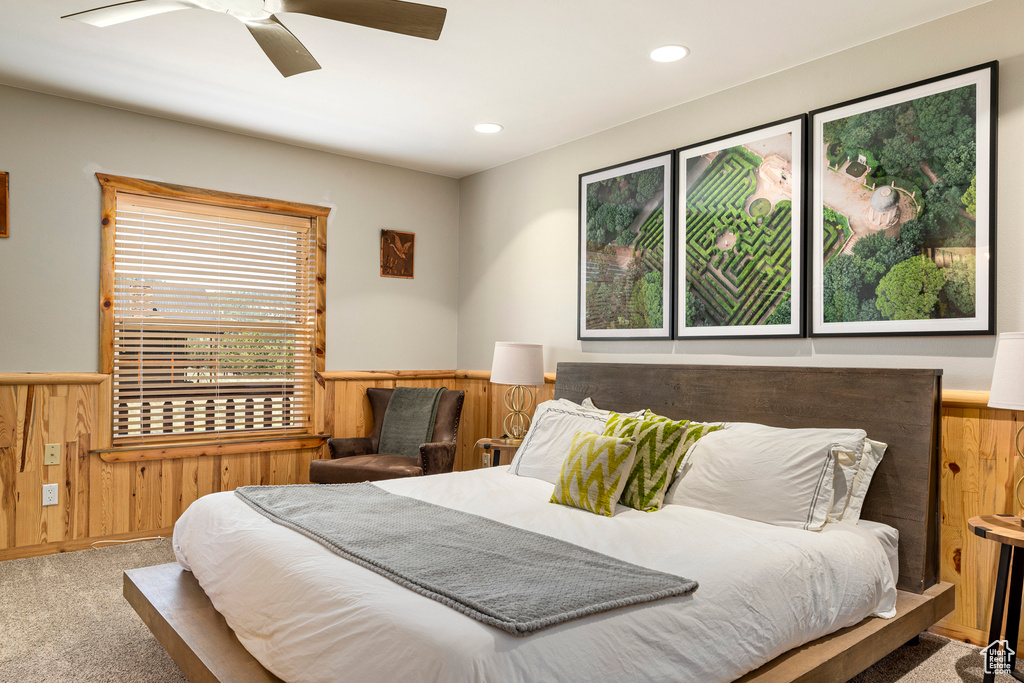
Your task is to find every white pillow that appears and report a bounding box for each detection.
[508,400,615,483]
[666,422,866,531]
[828,446,862,523]
[578,396,641,417]
[523,397,626,430]
[840,438,887,522]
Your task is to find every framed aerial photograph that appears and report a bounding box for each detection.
[381,229,414,279]
[809,62,997,337]
[675,116,805,339]
[0,172,8,238]
[578,151,673,340]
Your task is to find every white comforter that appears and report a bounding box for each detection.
[173,467,897,683]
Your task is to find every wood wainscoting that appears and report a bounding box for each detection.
[0,375,322,561]
[0,371,553,562]
[932,390,1023,647]
[0,371,1018,651]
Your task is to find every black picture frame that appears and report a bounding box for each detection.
[675,115,807,339]
[808,61,997,337]
[0,172,8,239]
[578,151,674,340]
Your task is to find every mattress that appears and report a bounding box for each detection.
[173,467,898,683]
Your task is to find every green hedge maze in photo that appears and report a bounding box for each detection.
[684,143,793,329]
[584,165,666,331]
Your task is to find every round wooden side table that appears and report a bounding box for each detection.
[969,514,1024,682]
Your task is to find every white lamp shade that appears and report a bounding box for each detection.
[989,332,1024,409]
[490,342,544,386]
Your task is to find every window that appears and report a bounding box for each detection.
[98,175,327,448]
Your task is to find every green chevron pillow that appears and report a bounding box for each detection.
[550,431,637,517]
[605,410,723,512]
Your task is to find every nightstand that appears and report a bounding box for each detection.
[474,438,522,468]
[969,514,1024,682]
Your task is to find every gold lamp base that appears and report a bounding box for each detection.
[1012,424,1024,526]
[503,384,534,440]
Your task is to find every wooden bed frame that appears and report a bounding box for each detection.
[125,363,954,682]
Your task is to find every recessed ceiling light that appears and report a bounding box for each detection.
[474,123,503,134]
[650,45,690,63]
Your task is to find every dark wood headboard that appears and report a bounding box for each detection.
[553,362,942,594]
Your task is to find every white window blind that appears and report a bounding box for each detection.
[111,192,317,443]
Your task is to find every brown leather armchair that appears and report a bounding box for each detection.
[309,388,465,484]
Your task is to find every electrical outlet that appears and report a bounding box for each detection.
[44,443,60,466]
[42,484,58,507]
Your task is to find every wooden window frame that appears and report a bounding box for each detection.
[95,173,328,461]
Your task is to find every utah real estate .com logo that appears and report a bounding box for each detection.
[983,639,1015,675]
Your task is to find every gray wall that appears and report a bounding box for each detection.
[0,85,460,372]
[457,0,1024,390]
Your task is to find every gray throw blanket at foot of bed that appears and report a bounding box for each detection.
[235,483,698,636]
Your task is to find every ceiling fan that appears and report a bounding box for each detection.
[62,0,447,78]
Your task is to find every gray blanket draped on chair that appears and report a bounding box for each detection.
[377,386,446,458]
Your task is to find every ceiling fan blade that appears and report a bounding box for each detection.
[275,0,446,40]
[62,0,196,27]
[243,15,321,78]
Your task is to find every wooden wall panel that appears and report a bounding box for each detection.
[454,378,490,471]
[0,377,322,561]
[0,387,17,548]
[332,380,390,439]
[0,384,98,548]
[931,404,1022,648]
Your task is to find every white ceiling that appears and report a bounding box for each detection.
[0,0,990,178]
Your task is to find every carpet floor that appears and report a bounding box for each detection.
[0,539,1017,682]
[0,539,184,682]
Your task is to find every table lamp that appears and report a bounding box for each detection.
[988,332,1024,515]
[490,342,544,441]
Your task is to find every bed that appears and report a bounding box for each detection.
[125,363,954,682]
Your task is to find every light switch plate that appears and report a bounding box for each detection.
[44,443,60,466]
[42,483,58,506]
